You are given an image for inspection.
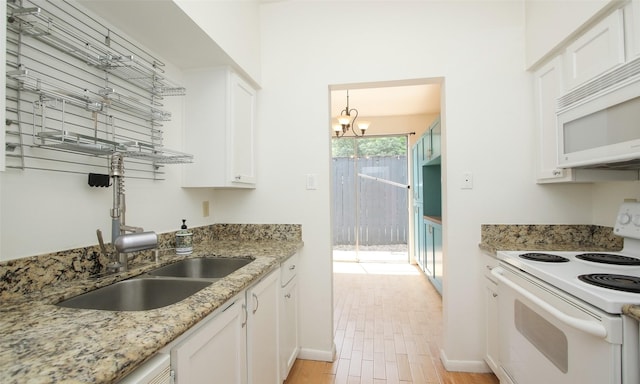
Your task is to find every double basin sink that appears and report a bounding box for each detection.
[57,257,253,311]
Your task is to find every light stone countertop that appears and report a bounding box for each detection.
[0,239,302,384]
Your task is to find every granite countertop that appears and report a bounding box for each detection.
[479,224,623,257]
[0,239,302,384]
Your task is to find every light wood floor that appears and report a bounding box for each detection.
[284,262,499,384]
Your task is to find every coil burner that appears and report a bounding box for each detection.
[576,253,640,265]
[578,274,640,294]
[518,253,570,263]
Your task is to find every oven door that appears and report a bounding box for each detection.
[492,264,622,384]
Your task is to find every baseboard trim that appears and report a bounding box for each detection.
[297,343,337,362]
[439,349,492,373]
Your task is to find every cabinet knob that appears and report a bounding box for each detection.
[235,175,242,180]
[285,293,291,299]
[492,293,498,298]
[289,265,296,271]
[552,169,562,176]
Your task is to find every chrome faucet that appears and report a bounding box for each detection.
[98,153,157,273]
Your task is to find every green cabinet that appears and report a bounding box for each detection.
[424,218,442,294]
[411,116,442,294]
[414,204,425,271]
[425,117,441,162]
[412,141,423,204]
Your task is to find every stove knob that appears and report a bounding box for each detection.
[619,213,632,225]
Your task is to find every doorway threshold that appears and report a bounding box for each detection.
[332,244,408,263]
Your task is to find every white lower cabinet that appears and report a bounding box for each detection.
[279,253,299,381]
[485,274,499,374]
[171,296,247,384]
[118,353,171,384]
[247,270,280,384]
[149,261,297,384]
[482,254,502,381]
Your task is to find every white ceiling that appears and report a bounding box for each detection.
[330,83,441,118]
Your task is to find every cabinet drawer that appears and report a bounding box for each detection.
[281,253,299,287]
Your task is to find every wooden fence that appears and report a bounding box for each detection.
[332,156,409,246]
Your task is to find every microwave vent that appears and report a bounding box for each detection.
[576,158,640,171]
[558,56,640,110]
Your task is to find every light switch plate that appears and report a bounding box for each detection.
[306,173,318,190]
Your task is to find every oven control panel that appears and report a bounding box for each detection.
[614,202,640,239]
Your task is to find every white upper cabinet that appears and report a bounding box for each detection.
[532,5,640,183]
[534,56,568,182]
[625,0,640,60]
[183,67,257,189]
[525,0,612,68]
[563,9,625,90]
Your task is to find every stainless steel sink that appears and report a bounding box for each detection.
[57,278,211,311]
[147,257,253,279]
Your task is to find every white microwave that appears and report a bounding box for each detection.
[557,58,640,168]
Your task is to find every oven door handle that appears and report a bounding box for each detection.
[492,267,608,339]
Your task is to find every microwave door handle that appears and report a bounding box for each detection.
[491,267,607,339]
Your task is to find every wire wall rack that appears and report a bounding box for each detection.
[4,0,192,179]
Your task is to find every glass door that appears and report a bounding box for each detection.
[331,135,409,263]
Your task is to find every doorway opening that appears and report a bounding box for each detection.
[331,135,410,263]
[329,80,441,265]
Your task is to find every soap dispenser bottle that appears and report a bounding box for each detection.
[175,219,193,255]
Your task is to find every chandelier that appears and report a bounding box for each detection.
[333,90,370,137]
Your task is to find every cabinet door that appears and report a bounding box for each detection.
[421,131,431,163]
[432,222,443,293]
[247,270,280,384]
[279,277,299,380]
[182,67,256,189]
[485,277,500,375]
[411,142,423,202]
[564,9,625,90]
[429,118,441,160]
[626,0,640,60]
[424,222,434,277]
[534,56,575,182]
[172,298,247,384]
[229,73,257,185]
[414,205,425,271]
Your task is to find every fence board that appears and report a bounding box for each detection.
[332,156,408,246]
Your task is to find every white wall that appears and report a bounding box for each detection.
[206,0,601,370]
[592,182,640,225]
[174,0,262,84]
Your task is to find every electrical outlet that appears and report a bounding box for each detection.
[462,172,473,189]
[202,201,210,217]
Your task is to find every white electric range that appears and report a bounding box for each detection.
[493,202,640,384]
